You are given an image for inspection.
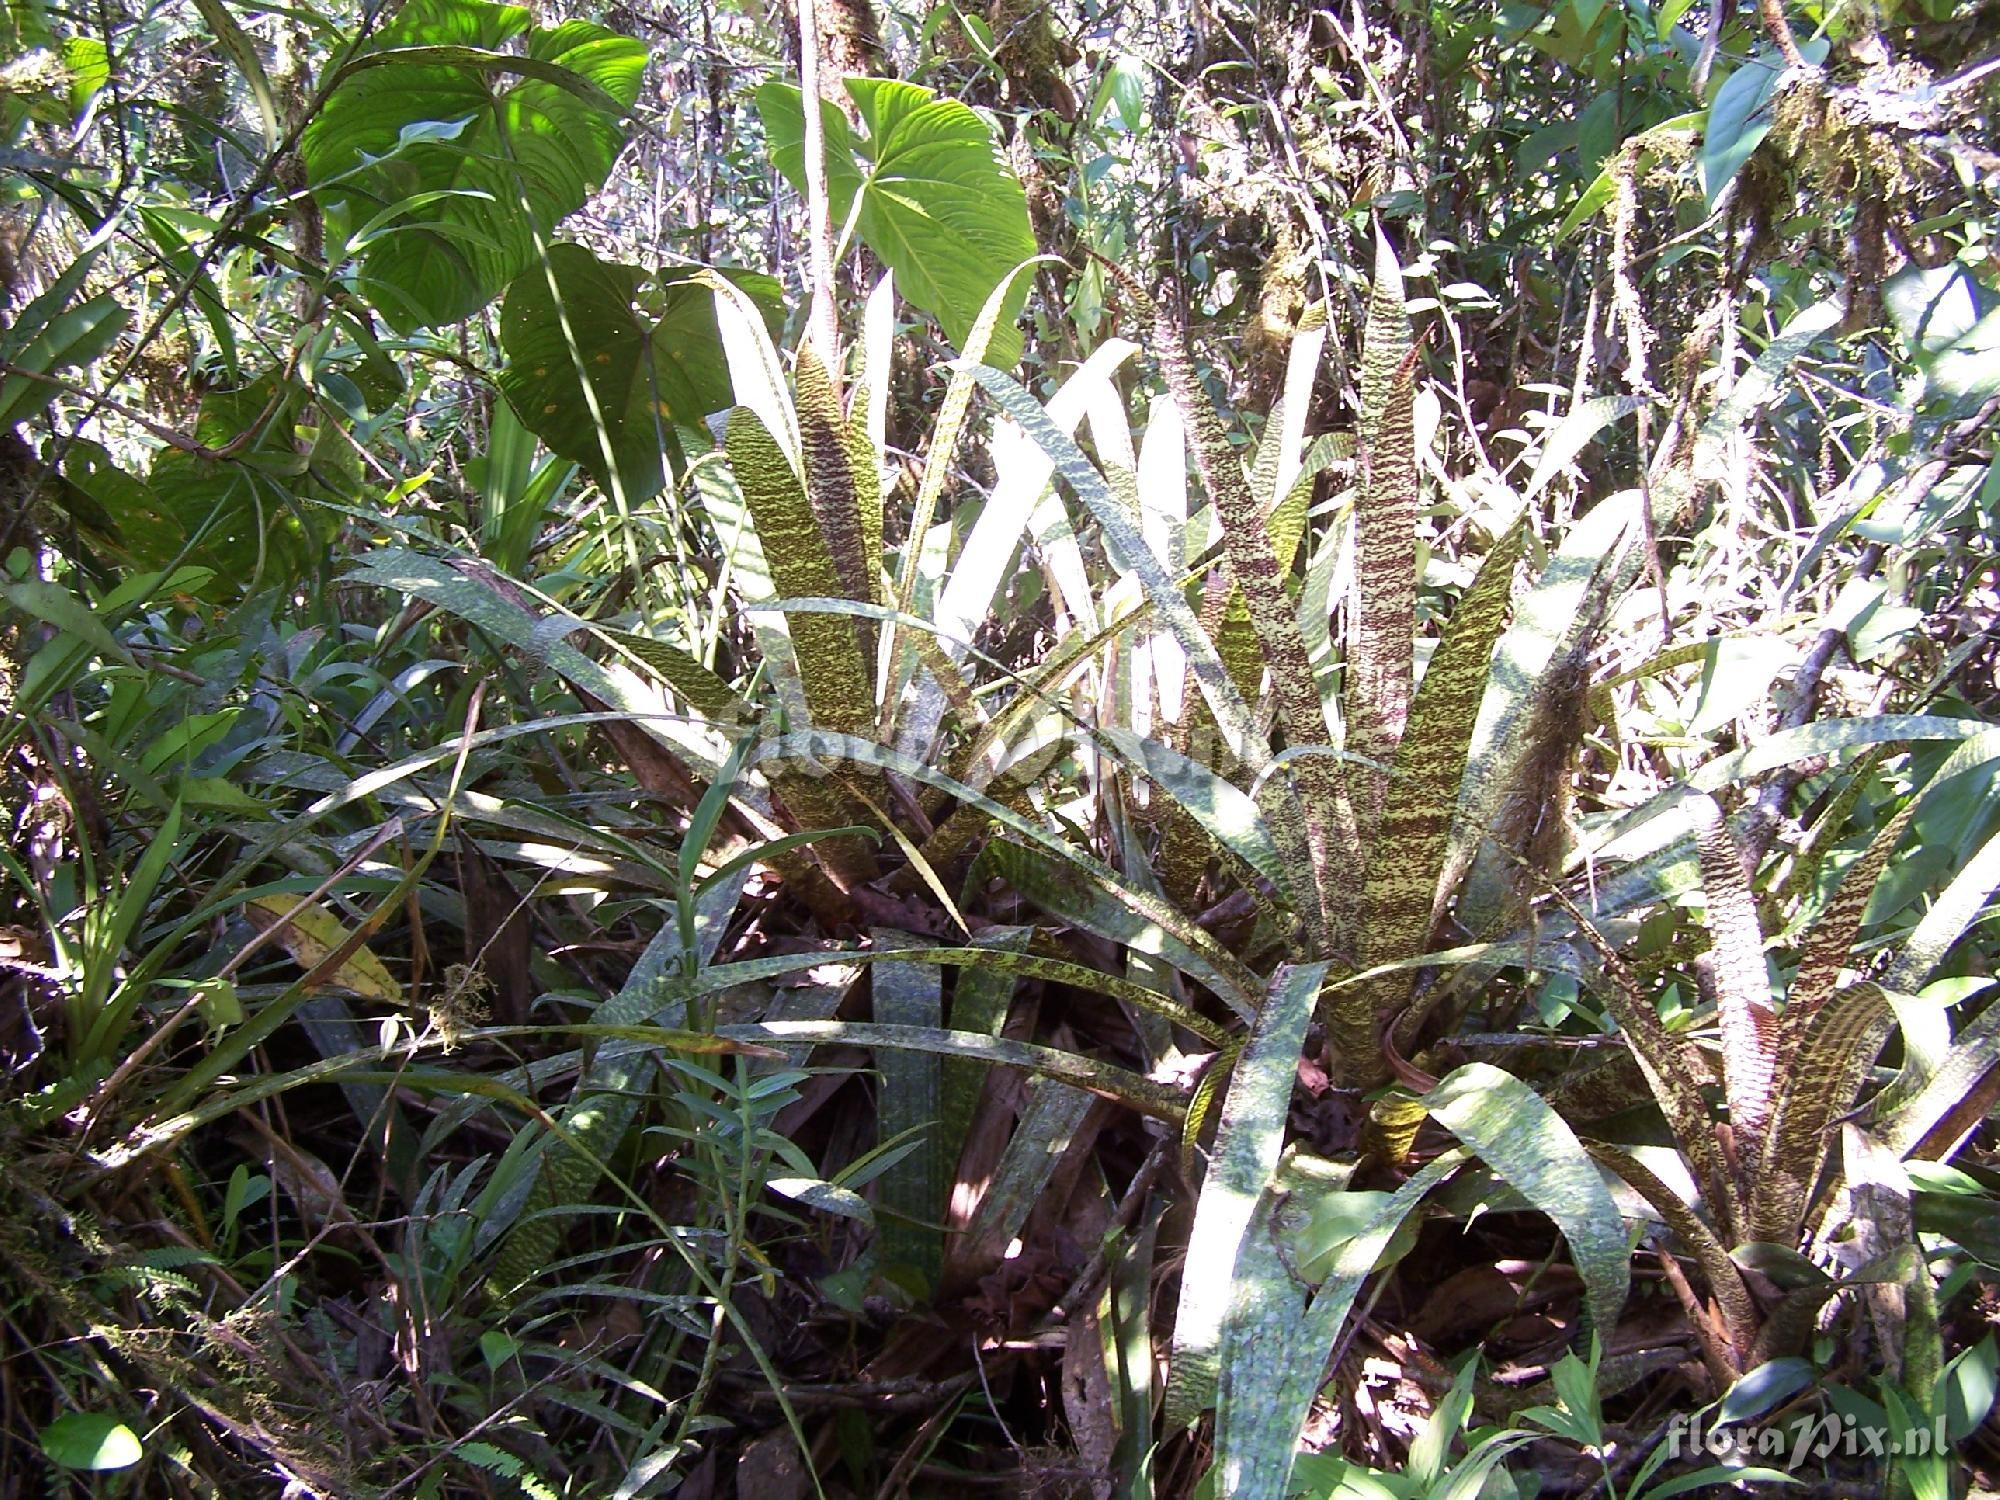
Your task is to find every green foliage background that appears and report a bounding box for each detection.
[2,0,1998,1494]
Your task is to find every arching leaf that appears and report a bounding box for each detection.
[1426,1063,1630,1337]
[1165,962,1326,1429]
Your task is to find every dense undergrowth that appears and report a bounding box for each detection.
[3,0,2000,1494]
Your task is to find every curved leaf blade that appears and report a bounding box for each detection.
[1426,1062,1631,1336]
[1164,963,1326,1429]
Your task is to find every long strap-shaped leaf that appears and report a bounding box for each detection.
[1445,488,1635,915]
[1879,998,2000,1159]
[1691,714,1997,792]
[1785,730,2000,992]
[1348,522,1526,1080]
[1750,981,1896,1243]
[715,1021,1185,1120]
[961,365,1265,780]
[1163,962,1325,1430]
[1146,294,1349,955]
[1425,1062,1631,1337]
[930,342,1137,672]
[725,406,876,743]
[752,730,1263,1025]
[976,836,1255,1028]
[872,929,944,1283]
[953,1075,1098,1284]
[603,615,867,911]
[939,926,1033,1178]
[884,262,1040,739]
[1096,727,1290,901]
[1689,793,1779,1177]
[1765,746,1893,925]
[1783,797,1916,1035]
[1209,472,1312,713]
[717,424,888,890]
[596,626,752,722]
[1883,818,2000,993]
[917,739,1065,885]
[794,347,881,615]
[1212,1152,1462,1500]
[1537,879,1738,1239]
[1347,230,1420,835]
[623,943,1226,1043]
[1585,1140,1756,1361]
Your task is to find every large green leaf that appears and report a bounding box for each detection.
[301,0,645,332]
[38,1412,142,1472]
[497,245,782,503]
[1699,52,1784,208]
[62,376,358,590]
[0,287,127,429]
[756,78,1037,368]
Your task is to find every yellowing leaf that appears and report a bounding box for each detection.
[247,896,402,1006]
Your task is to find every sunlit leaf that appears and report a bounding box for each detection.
[757,78,1036,367]
[302,0,645,330]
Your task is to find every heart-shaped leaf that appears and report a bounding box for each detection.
[496,244,783,502]
[757,78,1037,368]
[301,0,645,332]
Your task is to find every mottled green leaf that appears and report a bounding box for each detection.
[725,408,874,738]
[1752,982,1895,1241]
[1348,230,1419,825]
[1165,962,1324,1428]
[1357,522,1525,1035]
[1689,793,1778,1164]
[1425,1063,1630,1336]
[1212,1154,1460,1500]
[873,929,944,1283]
